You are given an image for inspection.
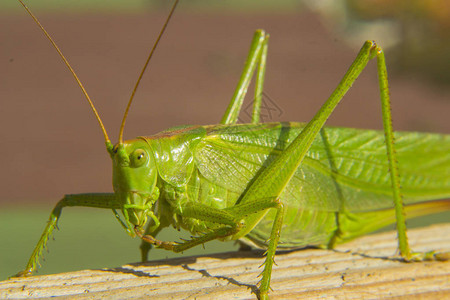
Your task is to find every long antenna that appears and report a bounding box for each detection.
[18,0,110,144]
[118,0,180,144]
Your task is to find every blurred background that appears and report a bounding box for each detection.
[1,0,449,280]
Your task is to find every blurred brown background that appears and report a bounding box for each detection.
[1,0,449,205]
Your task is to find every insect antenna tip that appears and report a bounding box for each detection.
[118,0,180,144]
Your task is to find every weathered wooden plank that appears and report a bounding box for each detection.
[2,224,449,299]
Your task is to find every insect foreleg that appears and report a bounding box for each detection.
[13,193,118,277]
[221,30,269,125]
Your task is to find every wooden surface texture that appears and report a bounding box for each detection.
[1,223,449,299]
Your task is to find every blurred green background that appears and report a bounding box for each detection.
[1,0,449,281]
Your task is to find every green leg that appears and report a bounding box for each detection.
[139,210,173,261]
[221,30,269,125]
[234,41,422,298]
[139,220,164,262]
[13,193,118,277]
[375,49,411,260]
[258,202,284,299]
[136,197,280,253]
[252,32,268,124]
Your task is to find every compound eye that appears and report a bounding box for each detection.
[130,149,148,168]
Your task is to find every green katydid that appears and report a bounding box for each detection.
[13,0,450,299]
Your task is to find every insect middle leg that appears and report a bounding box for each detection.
[136,197,281,253]
[139,219,166,262]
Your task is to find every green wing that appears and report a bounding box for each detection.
[194,123,450,213]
